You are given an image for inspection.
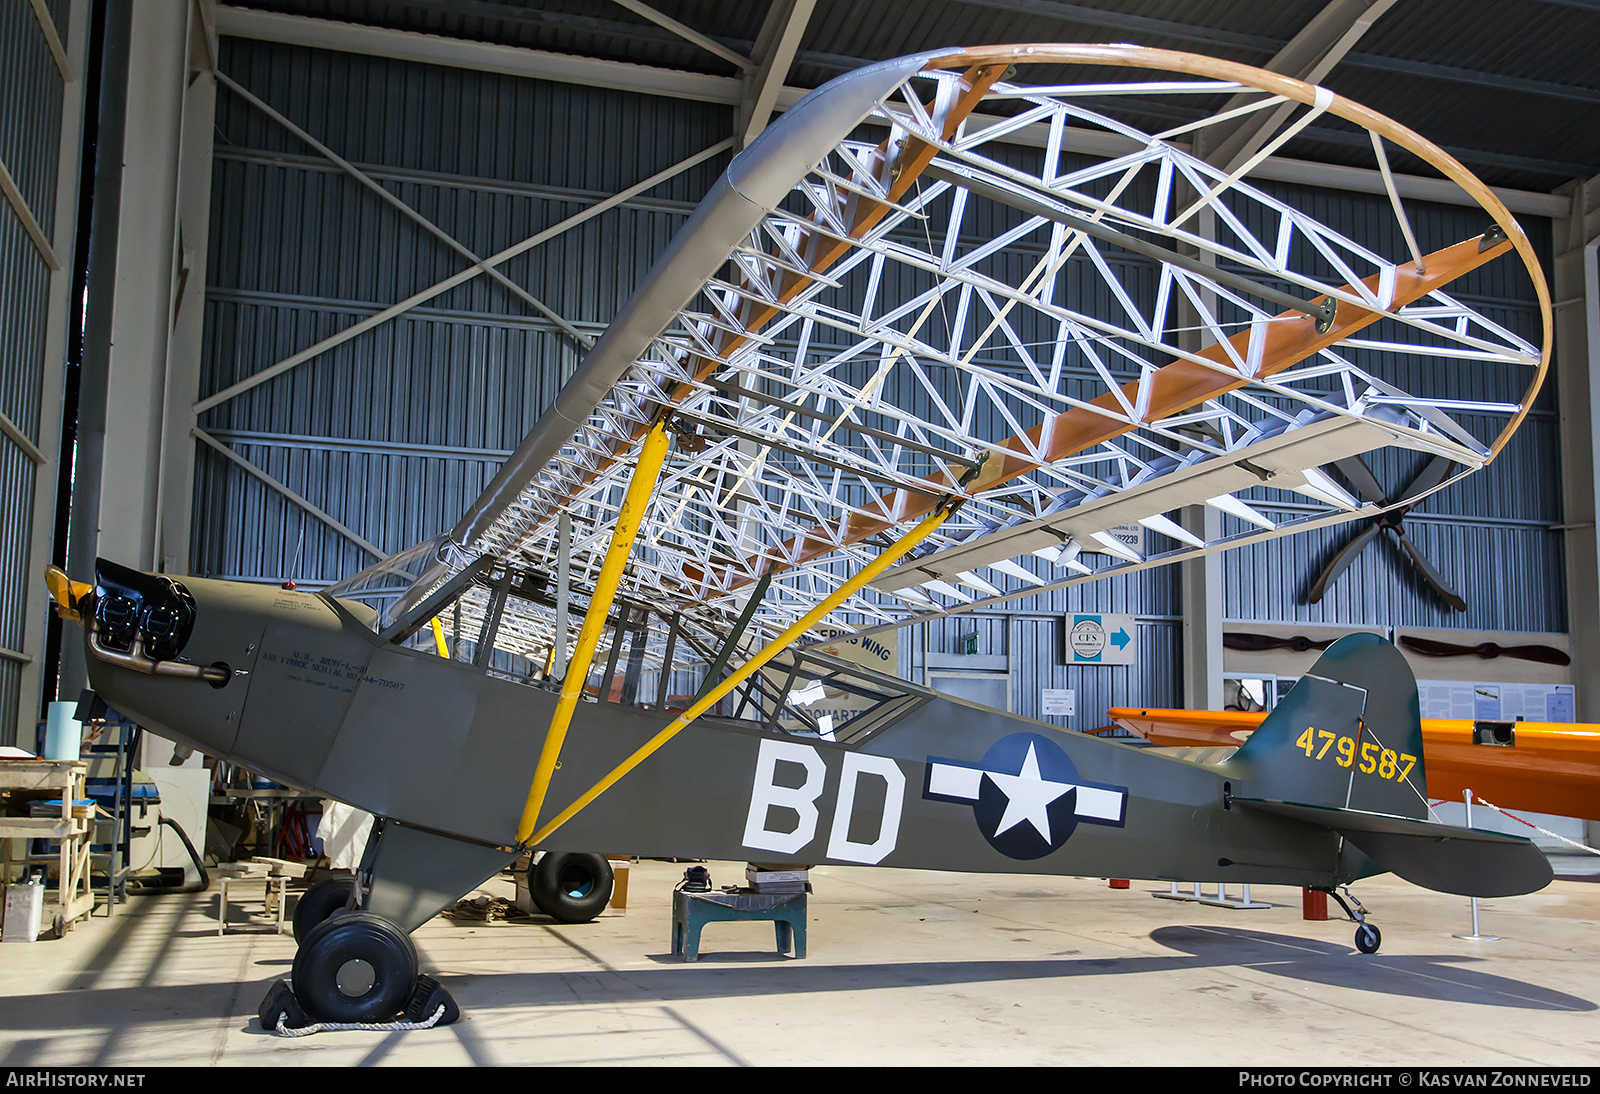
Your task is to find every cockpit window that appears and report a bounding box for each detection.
[734,649,922,745]
[338,550,929,746]
[324,536,448,633]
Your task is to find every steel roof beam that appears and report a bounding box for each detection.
[214,68,594,352]
[608,0,753,72]
[1197,0,1399,172]
[216,4,761,105]
[221,3,1600,112]
[736,0,817,149]
[952,0,1600,105]
[193,138,733,415]
[216,7,1567,217]
[1350,51,1600,106]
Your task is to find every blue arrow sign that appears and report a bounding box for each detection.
[1066,613,1137,666]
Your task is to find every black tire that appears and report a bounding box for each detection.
[1355,923,1382,954]
[530,852,613,923]
[291,911,418,1024]
[292,875,357,942]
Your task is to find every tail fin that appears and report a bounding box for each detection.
[1225,633,1552,897]
[1229,633,1428,818]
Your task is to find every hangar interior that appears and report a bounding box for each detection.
[1,0,1599,1067]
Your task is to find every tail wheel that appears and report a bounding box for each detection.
[292,875,357,943]
[291,911,418,1024]
[1355,923,1382,954]
[530,852,613,923]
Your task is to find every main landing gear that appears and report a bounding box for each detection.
[260,819,524,1032]
[1316,886,1382,954]
[261,882,459,1033]
[291,912,418,1024]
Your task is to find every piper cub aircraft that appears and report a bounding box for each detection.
[50,44,1554,1028]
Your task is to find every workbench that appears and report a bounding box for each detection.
[0,760,96,937]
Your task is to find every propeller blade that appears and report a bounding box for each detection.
[1398,453,1457,505]
[1499,644,1573,666]
[1307,521,1382,603]
[1392,453,1458,519]
[1390,529,1468,612]
[1331,455,1390,507]
[1223,632,1339,653]
[1400,636,1571,666]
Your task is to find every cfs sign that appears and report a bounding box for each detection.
[742,739,906,865]
[1060,613,1137,666]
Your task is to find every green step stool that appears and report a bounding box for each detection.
[671,888,807,962]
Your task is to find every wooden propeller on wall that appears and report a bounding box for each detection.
[1223,632,1339,653]
[1226,631,1568,666]
[1399,635,1570,666]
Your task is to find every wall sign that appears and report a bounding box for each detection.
[1060,613,1137,666]
[1040,689,1076,717]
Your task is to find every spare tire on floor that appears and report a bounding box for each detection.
[529,852,613,923]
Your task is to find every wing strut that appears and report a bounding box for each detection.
[522,499,962,849]
[517,421,673,845]
[692,567,776,705]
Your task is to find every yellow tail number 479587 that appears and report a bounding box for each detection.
[1295,726,1417,785]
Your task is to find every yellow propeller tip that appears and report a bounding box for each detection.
[44,566,92,620]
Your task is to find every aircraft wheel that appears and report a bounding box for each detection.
[1354,923,1382,954]
[292,875,357,943]
[291,911,418,1024]
[530,852,613,923]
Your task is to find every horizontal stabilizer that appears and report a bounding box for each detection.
[1235,797,1553,898]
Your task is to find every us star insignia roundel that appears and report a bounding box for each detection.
[923,733,1128,859]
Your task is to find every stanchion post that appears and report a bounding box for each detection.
[1453,787,1500,942]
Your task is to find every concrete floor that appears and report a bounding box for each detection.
[1,859,1597,1067]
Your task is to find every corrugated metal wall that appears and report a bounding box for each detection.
[194,39,731,581]
[0,1,70,742]
[906,615,1182,732]
[194,39,1562,737]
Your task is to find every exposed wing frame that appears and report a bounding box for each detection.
[330,44,1551,683]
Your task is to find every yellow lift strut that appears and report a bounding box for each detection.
[516,420,672,844]
[522,499,958,849]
